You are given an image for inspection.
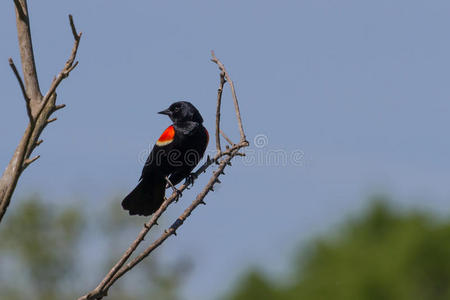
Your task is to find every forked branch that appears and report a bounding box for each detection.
[78,52,248,300]
[0,1,82,223]
[211,50,246,142]
[215,71,226,154]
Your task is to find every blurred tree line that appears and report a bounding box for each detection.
[225,198,450,300]
[1,196,449,300]
[0,196,191,300]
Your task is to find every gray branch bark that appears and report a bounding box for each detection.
[0,1,82,223]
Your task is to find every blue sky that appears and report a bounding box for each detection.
[1,1,450,299]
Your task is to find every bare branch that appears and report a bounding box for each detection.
[46,117,57,124]
[215,71,226,154]
[14,0,42,106]
[8,57,32,122]
[22,155,40,170]
[69,14,80,41]
[0,4,82,223]
[211,51,246,143]
[53,104,66,112]
[40,15,81,116]
[220,129,234,146]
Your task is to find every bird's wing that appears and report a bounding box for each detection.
[140,125,177,180]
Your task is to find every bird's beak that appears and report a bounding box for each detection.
[158,108,171,116]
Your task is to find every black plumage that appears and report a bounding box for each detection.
[122,101,209,216]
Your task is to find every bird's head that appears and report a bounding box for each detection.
[158,101,204,124]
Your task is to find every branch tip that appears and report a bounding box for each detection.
[46,117,57,124]
[68,14,80,41]
[23,155,40,168]
[68,61,79,73]
[210,50,218,63]
[54,104,66,111]
[210,52,246,141]
[220,129,234,146]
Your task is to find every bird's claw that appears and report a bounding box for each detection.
[165,177,183,201]
[184,173,197,188]
[172,188,182,201]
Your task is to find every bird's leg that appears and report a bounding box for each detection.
[184,172,198,188]
[165,176,182,201]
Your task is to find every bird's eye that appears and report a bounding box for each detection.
[173,107,180,112]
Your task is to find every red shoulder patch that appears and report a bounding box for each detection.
[156,125,175,146]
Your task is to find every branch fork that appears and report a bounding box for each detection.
[0,1,82,223]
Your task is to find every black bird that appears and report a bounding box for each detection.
[122,101,209,216]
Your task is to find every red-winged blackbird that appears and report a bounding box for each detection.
[122,101,209,216]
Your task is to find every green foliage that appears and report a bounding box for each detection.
[0,196,190,300]
[0,197,83,300]
[226,199,450,300]
[227,270,281,300]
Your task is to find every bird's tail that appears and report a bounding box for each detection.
[121,176,166,216]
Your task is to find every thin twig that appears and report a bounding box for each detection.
[22,155,40,170]
[211,51,247,143]
[69,14,80,41]
[220,129,234,146]
[215,71,226,154]
[0,6,82,223]
[53,104,66,111]
[8,57,32,122]
[40,15,81,116]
